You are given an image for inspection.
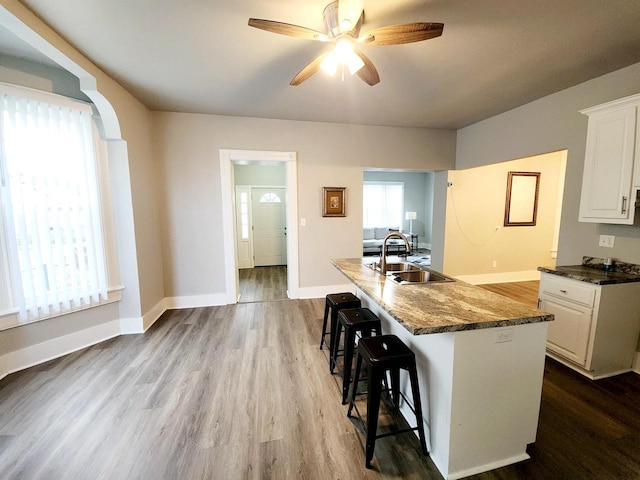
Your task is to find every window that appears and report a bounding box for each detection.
[239,191,250,240]
[363,182,404,228]
[0,84,119,327]
[259,192,282,203]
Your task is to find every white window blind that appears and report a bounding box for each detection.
[0,90,108,322]
[363,182,404,228]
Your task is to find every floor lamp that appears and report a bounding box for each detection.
[405,211,416,234]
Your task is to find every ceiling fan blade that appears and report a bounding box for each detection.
[338,0,364,32]
[353,49,380,86]
[361,22,444,45]
[290,53,330,86]
[248,18,329,41]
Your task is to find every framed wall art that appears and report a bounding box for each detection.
[504,171,540,226]
[322,187,346,217]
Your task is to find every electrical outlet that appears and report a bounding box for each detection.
[599,235,615,248]
[495,329,513,343]
[300,218,306,226]
[492,260,497,268]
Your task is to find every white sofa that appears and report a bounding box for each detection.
[363,227,408,255]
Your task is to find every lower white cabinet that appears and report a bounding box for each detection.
[539,272,640,379]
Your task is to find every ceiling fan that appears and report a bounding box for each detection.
[248,0,443,86]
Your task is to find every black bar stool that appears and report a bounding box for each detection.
[320,293,361,370]
[347,334,428,469]
[333,308,382,404]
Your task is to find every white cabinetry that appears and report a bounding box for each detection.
[539,272,640,379]
[579,93,640,224]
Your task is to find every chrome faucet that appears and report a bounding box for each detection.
[380,232,411,273]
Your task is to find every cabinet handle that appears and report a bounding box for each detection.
[560,289,567,294]
[622,196,627,214]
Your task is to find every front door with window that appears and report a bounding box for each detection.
[252,188,287,266]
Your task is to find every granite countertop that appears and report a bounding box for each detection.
[332,258,553,335]
[538,256,640,285]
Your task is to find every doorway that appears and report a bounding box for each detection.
[219,149,299,304]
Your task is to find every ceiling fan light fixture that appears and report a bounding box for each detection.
[320,52,339,76]
[339,0,364,33]
[346,51,364,74]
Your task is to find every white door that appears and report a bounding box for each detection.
[252,188,287,266]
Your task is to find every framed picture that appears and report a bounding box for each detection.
[504,171,540,226]
[322,187,346,217]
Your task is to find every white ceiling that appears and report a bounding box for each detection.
[9,0,640,129]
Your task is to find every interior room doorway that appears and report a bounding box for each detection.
[219,149,299,305]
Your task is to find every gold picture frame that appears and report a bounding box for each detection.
[504,171,540,226]
[322,187,346,217]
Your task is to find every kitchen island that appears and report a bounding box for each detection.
[332,258,554,480]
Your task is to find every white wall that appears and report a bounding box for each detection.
[154,112,456,295]
[234,163,286,186]
[456,62,640,267]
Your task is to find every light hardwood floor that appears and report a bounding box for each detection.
[479,280,540,307]
[239,266,288,303]
[1,294,639,479]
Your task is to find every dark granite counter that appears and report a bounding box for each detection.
[332,258,553,335]
[538,256,640,285]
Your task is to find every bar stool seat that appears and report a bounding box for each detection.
[347,334,428,469]
[333,308,381,403]
[320,292,361,371]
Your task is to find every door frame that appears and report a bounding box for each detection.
[219,149,299,303]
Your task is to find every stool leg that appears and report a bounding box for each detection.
[328,308,340,372]
[365,367,383,469]
[331,320,343,374]
[390,367,400,410]
[408,364,428,455]
[347,353,363,417]
[341,325,355,404]
[320,300,330,350]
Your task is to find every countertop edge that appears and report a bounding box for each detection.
[333,258,554,335]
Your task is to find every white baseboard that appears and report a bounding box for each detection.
[164,293,229,309]
[297,284,357,299]
[633,352,640,375]
[0,319,121,380]
[455,270,541,285]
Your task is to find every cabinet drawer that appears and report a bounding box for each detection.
[541,275,596,307]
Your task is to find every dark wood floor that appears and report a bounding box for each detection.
[1,296,639,479]
[238,265,287,303]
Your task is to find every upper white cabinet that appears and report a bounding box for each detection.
[579,94,640,224]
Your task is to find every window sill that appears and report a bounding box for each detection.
[0,286,124,332]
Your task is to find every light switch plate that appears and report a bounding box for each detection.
[599,235,615,248]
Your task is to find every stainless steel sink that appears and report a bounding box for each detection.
[390,269,455,284]
[366,261,421,274]
[383,262,422,273]
[365,261,455,284]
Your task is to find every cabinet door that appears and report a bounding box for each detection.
[541,295,593,367]
[578,106,637,224]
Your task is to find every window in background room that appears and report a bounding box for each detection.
[0,84,120,328]
[363,182,404,228]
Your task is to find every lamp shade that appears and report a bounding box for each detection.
[405,211,417,220]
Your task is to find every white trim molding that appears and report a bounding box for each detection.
[1,319,121,381]
[633,352,640,375]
